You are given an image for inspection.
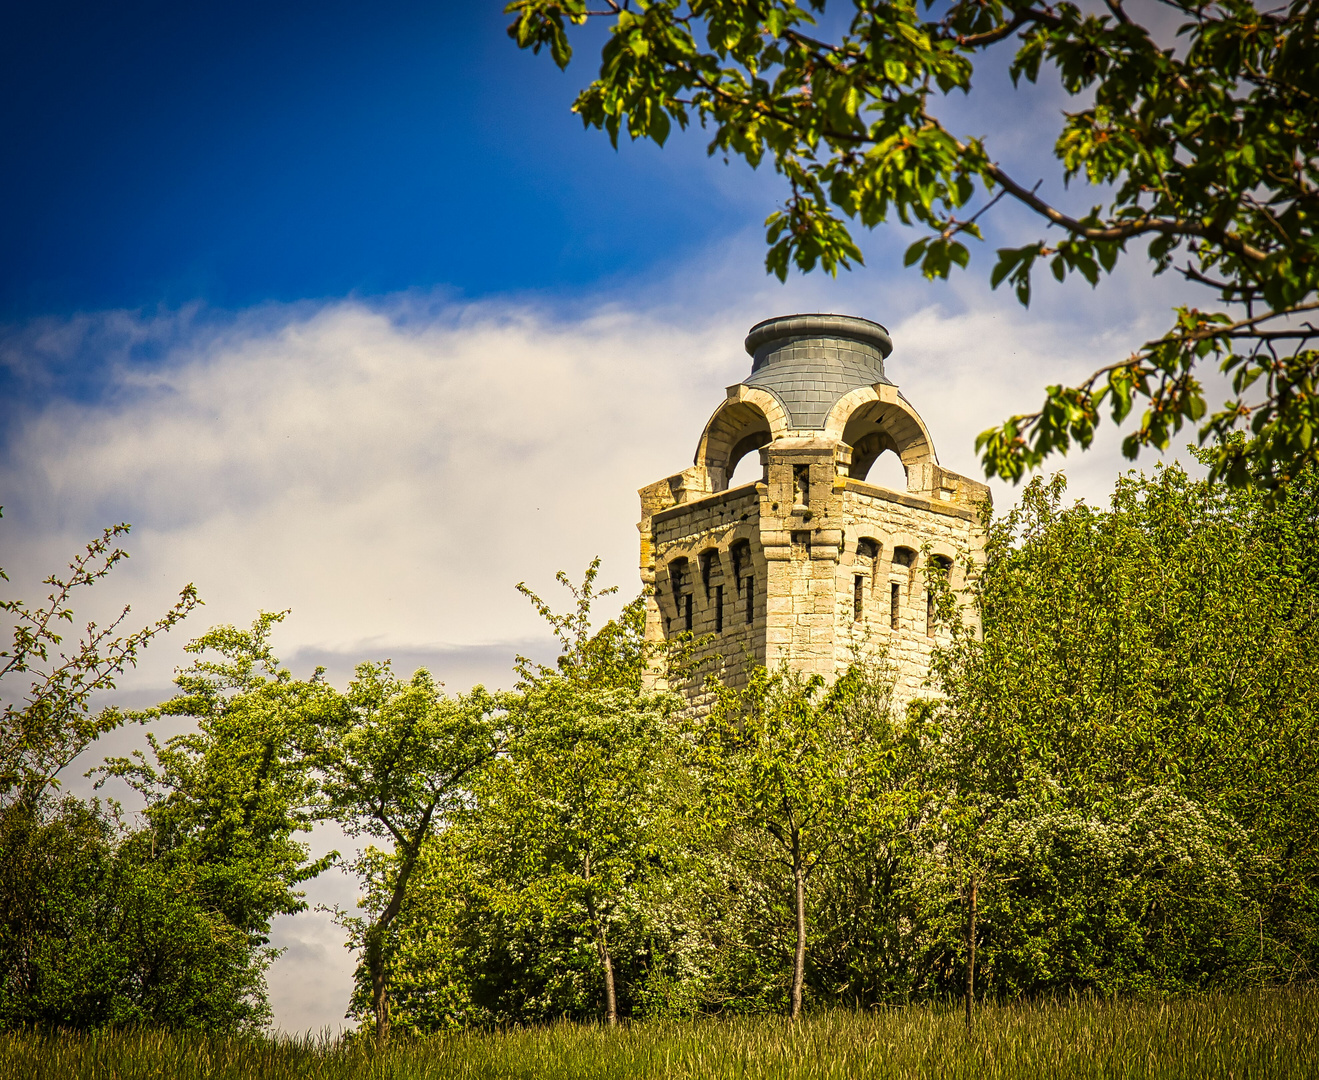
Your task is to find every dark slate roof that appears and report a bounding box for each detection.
[742,314,894,430]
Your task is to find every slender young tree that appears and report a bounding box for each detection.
[1,516,198,806]
[318,666,506,1041]
[695,661,898,1019]
[472,560,678,1026]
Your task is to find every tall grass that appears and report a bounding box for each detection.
[1,991,1314,1079]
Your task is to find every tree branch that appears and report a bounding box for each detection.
[1002,301,1319,430]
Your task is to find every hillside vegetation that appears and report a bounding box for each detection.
[2,461,1316,1036]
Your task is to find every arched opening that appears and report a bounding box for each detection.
[729,539,755,625]
[727,435,766,488]
[926,555,952,638]
[848,431,908,491]
[698,548,723,633]
[867,450,908,491]
[854,538,880,623]
[696,399,773,492]
[838,399,935,492]
[666,557,692,635]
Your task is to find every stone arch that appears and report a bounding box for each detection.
[695,387,789,491]
[850,431,906,488]
[925,541,963,589]
[825,386,938,478]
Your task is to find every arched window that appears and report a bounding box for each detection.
[729,539,755,625]
[667,557,692,634]
[889,546,915,632]
[854,537,880,622]
[669,556,688,593]
[927,554,953,638]
[699,548,721,595]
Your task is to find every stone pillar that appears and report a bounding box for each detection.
[757,437,846,675]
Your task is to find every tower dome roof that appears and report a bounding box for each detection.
[742,313,894,430]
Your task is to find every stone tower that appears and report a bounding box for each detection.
[638,313,990,708]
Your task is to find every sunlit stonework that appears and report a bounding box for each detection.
[639,313,990,710]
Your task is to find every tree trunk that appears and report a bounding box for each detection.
[965,870,978,1033]
[367,800,437,1043]
[790,839,807,1021]
[583,854,617,1027]
[367,927,389,1042]
[600,935,618,1027]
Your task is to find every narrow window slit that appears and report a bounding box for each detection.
[793,464,810,506]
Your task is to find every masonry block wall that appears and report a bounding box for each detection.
[639,314,990,712]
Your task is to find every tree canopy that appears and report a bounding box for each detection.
[5,489,1315,1029]
[506,0,1318,498]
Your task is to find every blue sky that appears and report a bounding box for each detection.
[1,0,757,319]
[2,1,1206,1034]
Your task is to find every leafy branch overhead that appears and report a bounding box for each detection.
[506,0,1318,497]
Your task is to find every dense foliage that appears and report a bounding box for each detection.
[0,611,334,1032]
[2,464,1315,1032]
[506,0,1319,498]
[0,797,268,1031]
[929,460,1319,996]
[368,464,1317,1029]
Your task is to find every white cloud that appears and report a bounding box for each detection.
[0,243,1206,1032]
[4,301,743,685]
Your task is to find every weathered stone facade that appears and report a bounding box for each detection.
[638,314,990,710]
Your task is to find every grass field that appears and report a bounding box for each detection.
[1,991,1314,1079]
